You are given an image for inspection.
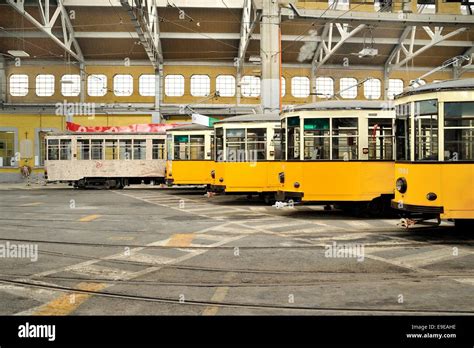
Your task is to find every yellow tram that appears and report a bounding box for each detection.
[210,113,282,203]
[392,79,474,227]
[277,101,396,215]
[165,124,214,186]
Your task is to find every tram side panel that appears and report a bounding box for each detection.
[166,160,214,186]
[46,159,166,182]
[280,161,394,202]
[394,163,474,219]
[212,161,283,193]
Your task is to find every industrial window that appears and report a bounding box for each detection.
[173,135,205,160]
[165,75,185,97]
[152,139,165,159]
[0,131,15,167]
[444,102,474,161]
[328,0,349,10]
[291,76,310,98]
[315,77,334,98]
[87,74,107,97]
[340,78,358,99]
[414,99,438,161]
[387,79,404,100]
[113,74,133,96]
[241,76,260,97]
[190,75,210,97]
[368,118,394,160]
[46,139,71,161]
[139,74,156,96]
[363,78,381,100]
[281,77,286,97]
[332,118,358,160]
[9,74,29,96]
[61,74,80,97]
[216,75,235,97]
[303,118,330,160]
[36,74,55,97]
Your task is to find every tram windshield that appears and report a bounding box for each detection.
[444,102,474,161]
[414,99,438,161]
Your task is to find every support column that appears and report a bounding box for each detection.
[153,64,163,123]
[79,63,86,104]
[0,56,6,104]
[260,0,281,114]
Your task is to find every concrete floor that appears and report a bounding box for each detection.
[0,183,473,315]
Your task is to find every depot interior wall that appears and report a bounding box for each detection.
[5,64,466,106]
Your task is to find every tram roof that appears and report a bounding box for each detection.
[287,100,393,112]
[214,113,280,124]
[397,78,474,98]
[47,132,166,136]
[167,123,212,132]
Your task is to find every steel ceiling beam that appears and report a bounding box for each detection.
[386,26,467,72]
[120,0,163,69]
[312,23,366,73]
[6,0,84,64]
[236,0,261,73]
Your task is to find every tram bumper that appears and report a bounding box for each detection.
[391,201,443,215]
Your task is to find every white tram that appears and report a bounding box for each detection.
[45,132,166,188]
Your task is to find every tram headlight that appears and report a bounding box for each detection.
[210,170,215,179]
[426,192,437,201]
[219,177,224,183]
[396,177,407,193]
[294,182,300,189]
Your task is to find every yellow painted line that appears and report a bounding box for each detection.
[108,236,135,241]
[166,233,195,248]
[202,273,235,316]
[78,214,101,222]
[33,282,107,316]
[20,202,43,207]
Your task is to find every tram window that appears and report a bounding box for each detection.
[133,140,147,160]
[166,134,173,160]
[152,139,165,160]
[226,129,246,161]
[119,140,133,160]
[414,100,438,161]
[273,129,282,160]
[332,118,358,160]
[190,135,205,160]
[444,102,474,161]
[215,128,224,161]
[287,116,300,160]
[303,118,330,160]
[47,139,59,160]
[280,120,286,160]
[105,140,118,160]
[174,135,189,160]
[77,139,90,160]
[247,128,266,160]
[395,103,411,160]
[60,140,72,160]
[91,140,103,160]
[368,119,394,160]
